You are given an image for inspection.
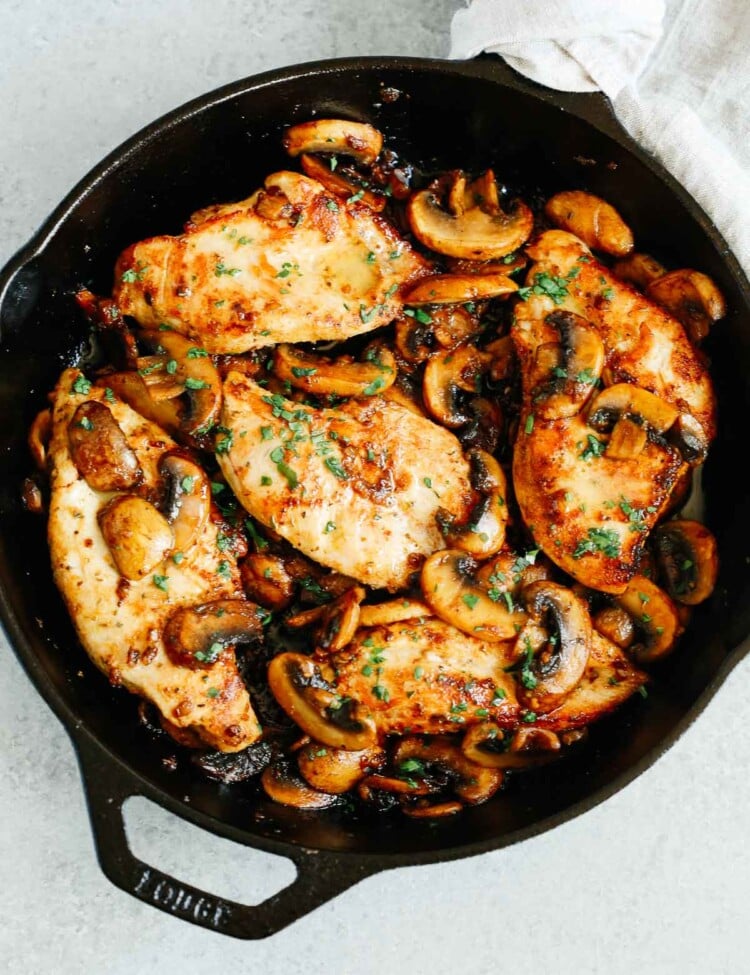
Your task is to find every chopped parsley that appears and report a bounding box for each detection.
[121,263,149,283]
[187,347,209,359]
[572,527,621,560]
[403,307,433,325]
[72,375,92,395]
[214,263,242,277]
[362,376,385,396]
[215,427,234,454]
[619,496,657,532]
[325,456,348,480]
[518,267,579,305]
[77,417,94,431]
[525,414,535,435]
[324,521,336,534]
[152,574,169,592]
[581,434,606,461]
[216,560,231,580]
[292,366,317,377]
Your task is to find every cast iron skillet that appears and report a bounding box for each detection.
[2,55,750,940]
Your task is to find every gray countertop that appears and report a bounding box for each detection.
[2,2,748,972]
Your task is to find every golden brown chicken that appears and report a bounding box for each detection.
[217,371,474,590]
[47,368,262,751]
[113,170,429,353]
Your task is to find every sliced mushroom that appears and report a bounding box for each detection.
[430,305,481,350]
[485,335,516,384]
[158,453,210,554]
[393,737,503,806]
[99,372,182,436]
[461,722,561,769]
[382,382,428,417]
[313,586,366,653]
[163,598,263,670]
[614,575,682,663]
[299,153,385,211]
[240,553,295,611]
[605,416,648,460]
[587,383,707,465]
[459,397,504,454]
[528,311,605,419]
[28,408,51,472]
[587,383,679,435]
[403,272,517,306]
[612,252,667,290]
[297,742,385,794]
[68,401,142,492]
[394,314,435,366]
[272,343,396,398]
[139,330,221,438]
[408,176,534,261]
[647,269,726,344]
[447,254,528,276]
[592,605,635,649]
[192,741,273,783]
[422,345,492,428]
[652,520,718,606]
[283,119,383,165]
[441,449,507,558]
[514,581,593,713]
[667,413,709,466]
[261,758,342,809]
[545,191,634,257]
[420,550,526,642]
[98,495,173,580]
[267,652,377,749]
[359,598,433,628]
[135,355,185,400]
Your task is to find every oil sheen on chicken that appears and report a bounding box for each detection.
[47,369,261,751]
[113,170,430,353]
[217,372,474,591]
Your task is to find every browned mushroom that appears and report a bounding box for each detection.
[612,252,667,290]
[283,119,383,165]
[359,598,433,628]
[261,758,342,809]
[652,520,719,606]
[28,408,51,472]
[461,722,561,769]
[68,400,142,492]
[267,652,377,749]
[286,586,365,653]
[158,453,211,554]
[614,575,682,663]
[420,550,526,642]
[526,311,605,420]
[647,269,726,344]
[98,373,182,436]
[440,449,508,558]
[422,344,492,428]
[393,736,504,805]
[299,153,385,211]
[514,581,593,713]
[586,383,708,466]
[408,172,533,260]
[592,605,635,649]
[545,191,634,256]
[98,495,173,580]
[139,330,222,438]
[430,305,481,350]
[297,742,385,794]
[272,343,396,398]
[162,598,263,670]
[240,553,295,611]
[402,272,517,306]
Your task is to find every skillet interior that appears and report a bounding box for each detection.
[2,57,750,860]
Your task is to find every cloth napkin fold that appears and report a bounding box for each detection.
[449,0,750,274]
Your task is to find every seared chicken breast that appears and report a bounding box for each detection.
[512,313,685,593]
[524,230,716,437]
[47,369,261,751]
[327,618,520,734]
[113,170,429,353]
[217,372,474,590]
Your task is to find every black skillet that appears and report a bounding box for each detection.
[2,55,750,940]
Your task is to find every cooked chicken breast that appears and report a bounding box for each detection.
[218,372,474,590]
[513,314,685,593]
[113,170,429,353]
[47,368,261,751]
[535,631,646,731]
[326,618,520,734]
[524,230,716,437]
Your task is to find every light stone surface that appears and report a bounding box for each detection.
[2,2,749,973]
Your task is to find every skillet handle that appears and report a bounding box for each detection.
[74,734,377,939]
[463,54,630,143]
